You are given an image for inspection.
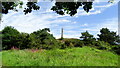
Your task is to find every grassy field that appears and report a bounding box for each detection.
[0,52,2,66]
[1,46,119,66]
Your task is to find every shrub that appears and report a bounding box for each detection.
[64,39,84,47]
[58,42,67,49]
[94,41,111,50]
[110,45,120,55]
[29,28,60,50]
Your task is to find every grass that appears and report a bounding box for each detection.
[1,46,119,66]
[0,52,2,66]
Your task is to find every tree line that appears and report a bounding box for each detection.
[0,26,120,54]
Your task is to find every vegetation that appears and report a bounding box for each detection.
[1,1,93,16]
[0,26,120,66]
[80,31,96,45]
[1,26,60,50]
[98,28,120,45]
[1,1,113,16]
[1,1,118,66]
[1,26,120,55]
[2,47,119,66]
[29,28,60,49]
[2,26,20,50]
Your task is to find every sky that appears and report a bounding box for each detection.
[0,1,119,39]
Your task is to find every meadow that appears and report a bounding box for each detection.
[1,46,119,66]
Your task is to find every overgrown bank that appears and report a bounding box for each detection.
[2,47,119,66]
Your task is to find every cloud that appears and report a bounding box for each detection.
[1,9,71,34]
[94,0,119,2]
[75,2,117,17]
[75,10,101,17]
[0,2,118,39]
[80,18,118,37]
[81,23,88,27]
[98,18,118,32]
[73,22,77,24]
[94,2,117,8]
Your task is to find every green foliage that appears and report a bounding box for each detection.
[59,42,67,49]
[80,31,96,45]
[1,26,60,50]
[2,47,118,66]
[51,2,93,16]
[29,28,59,49]
[0,31,2,51]
[1,26,119,55]
[2,2,40,14]
[98,28,120,45]
[23,2,40,15]
[16,32,31,49]
[94,41,111,50]
[2,26,20,50]
[2,2,93,16]
[110,45,120,55]
[64,38,84,47]
[2,2,17,14]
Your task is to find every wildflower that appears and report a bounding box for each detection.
[31,48,38,53]
[11,46,19,50]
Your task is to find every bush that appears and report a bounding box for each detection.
[110,45,120,55]
[58,42,67,49]
[28,28,60,50]
[94,41,111,50]
[64,39,84,47]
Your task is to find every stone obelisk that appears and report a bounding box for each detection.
[61,28,63,39]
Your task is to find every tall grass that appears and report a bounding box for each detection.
[1,46,119,66]
[0,52,2,66]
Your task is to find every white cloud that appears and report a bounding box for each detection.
[0,2,118,39]
[80,18,118,37]
[73,22,77,24]
[75,10,101,17]
[81,23,88,27]
[75,2,117,17]
[94,3,117,8]
[98,18,118,32]
[1,10,70,34]
[94,0,119,2]
[49,17,117,39]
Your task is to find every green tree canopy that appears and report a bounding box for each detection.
[17,32,31,49]
[2,26,20,50]
[1,1,40,14]
[80,31,96,45]
[80,31,95,41]
[97,28,120,45]
[29,28,59,49]
[1,0,114,16]
[1,1,93,16]
[51,2,92,16]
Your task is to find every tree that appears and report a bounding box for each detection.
[80,31,96,45]
[2,26,20,50]
[1,0,113,16]
[51,2,92,16]
[16,32,31,49]
[97,28,120,45]
[1,0,114,16]
[1,1,93,16]
[1,1,40,14]
[29,28,59,49]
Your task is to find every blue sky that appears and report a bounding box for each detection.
[0,1,119,39]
